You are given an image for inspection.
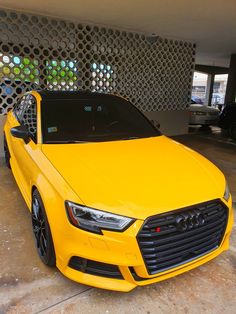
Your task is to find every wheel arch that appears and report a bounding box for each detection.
[32,185,37,196]
[30,179,58,215]
[30,176,66,234]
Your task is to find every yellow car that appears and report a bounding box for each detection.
[4,91,233,292]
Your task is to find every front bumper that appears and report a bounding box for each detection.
[55,198,233,292]
[189,113,219,125]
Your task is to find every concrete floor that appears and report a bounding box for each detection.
[0,132,235,314]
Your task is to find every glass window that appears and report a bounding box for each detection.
[41,97,160,143]
[211,74,228,106]
[13,96,26,121]
[191,72,208,104]
[14,95,37,142]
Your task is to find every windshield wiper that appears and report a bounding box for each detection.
[44,140,90,144]
[120,136,140,140]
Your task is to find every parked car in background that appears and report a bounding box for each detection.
[189,104,220,126]
[191,96,203,104]
[218,104,236,140]
[212,93,225,106]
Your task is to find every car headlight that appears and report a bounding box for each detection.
[65,201,135,234]
[192,111,207,116]
[223,183,230,202]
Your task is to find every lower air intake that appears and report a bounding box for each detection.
[69,256,123,279]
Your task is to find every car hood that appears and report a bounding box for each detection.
[42,135,225,220]
[189,104,220,113]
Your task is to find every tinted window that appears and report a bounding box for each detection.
[13,95,37,142]
[41,97,160,143]
[13,96,26,120]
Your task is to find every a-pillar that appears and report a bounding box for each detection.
[205,73,215,106]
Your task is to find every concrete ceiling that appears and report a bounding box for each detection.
[0,0,235,67]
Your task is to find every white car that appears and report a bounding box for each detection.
[189,104,220,126]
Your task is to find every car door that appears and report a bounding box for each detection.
[10,94,38,203]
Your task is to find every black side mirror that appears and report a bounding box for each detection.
[11,125,30,144]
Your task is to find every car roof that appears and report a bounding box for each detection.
[38,90,124,101]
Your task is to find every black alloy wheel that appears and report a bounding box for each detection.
[3,134,11,169]
[31,190,56,266]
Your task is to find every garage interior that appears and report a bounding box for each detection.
[0,1,235,313]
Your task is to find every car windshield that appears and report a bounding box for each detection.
[41,97,161,143]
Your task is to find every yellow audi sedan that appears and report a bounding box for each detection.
[4,91,233,291]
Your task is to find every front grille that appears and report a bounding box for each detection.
[69,256,123,279]
[137,200,228,275]
[208,112,219,116]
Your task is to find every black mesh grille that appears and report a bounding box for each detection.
[137,200,228,275]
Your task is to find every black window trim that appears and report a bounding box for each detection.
[13,94,38,144]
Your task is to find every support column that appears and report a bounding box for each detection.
[225,53,236,105]
[205,74,214,106]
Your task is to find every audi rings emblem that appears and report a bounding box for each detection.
[175,210,206,232]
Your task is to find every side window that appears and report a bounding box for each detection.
[22,95,37,143]
[13,95,37,143]
[13,95,26,121]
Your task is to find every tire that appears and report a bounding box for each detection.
[200,125,211,132]
[3,133,11,169]
[229,123,236,140]
[31,189,56,267]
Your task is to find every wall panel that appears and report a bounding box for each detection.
[0,8,195,116]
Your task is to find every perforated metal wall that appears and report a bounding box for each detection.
[0,9,195,115]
